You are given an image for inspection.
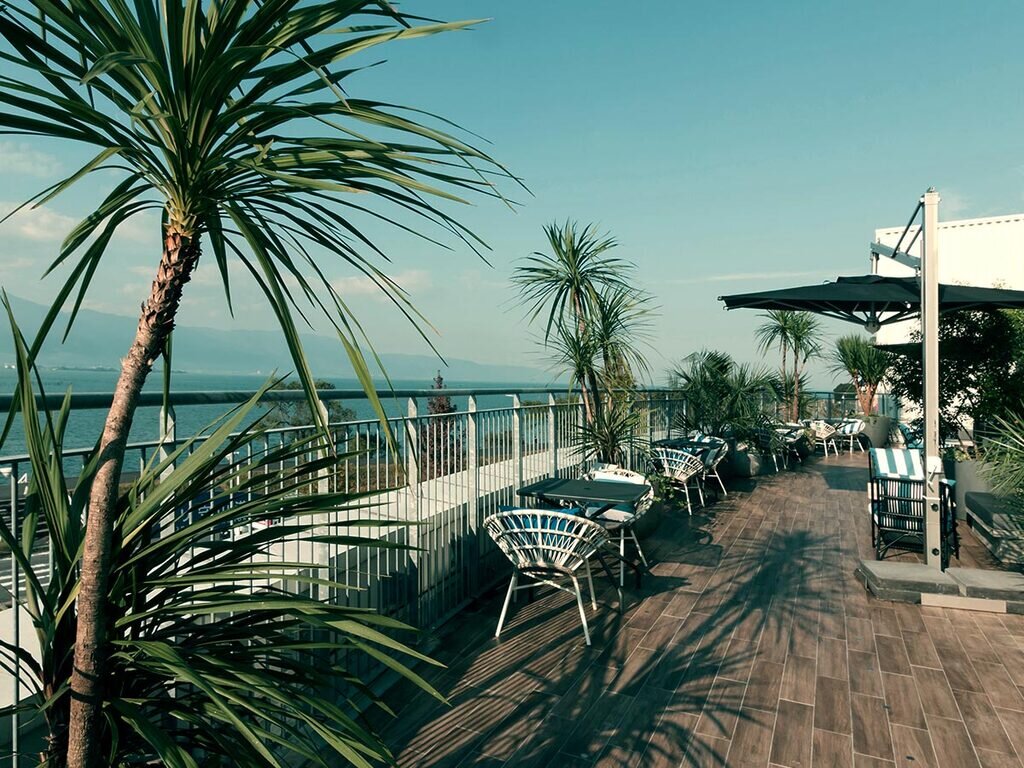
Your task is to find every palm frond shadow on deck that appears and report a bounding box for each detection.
[376,482,833,767]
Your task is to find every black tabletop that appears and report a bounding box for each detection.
[517,477,650,507]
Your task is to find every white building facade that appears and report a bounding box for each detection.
[872,212,1024,345]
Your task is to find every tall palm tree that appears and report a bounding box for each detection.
[789,313,823,420]
[755,310,797,417]
[513,221,630,423]
[0,3,515,765]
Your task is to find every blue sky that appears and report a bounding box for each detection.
[3,1,1024,386]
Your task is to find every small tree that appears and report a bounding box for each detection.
[830,335,891,416]
[421,372,461,479]
[263,379,356,429]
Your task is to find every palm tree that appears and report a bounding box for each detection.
[755,310,798,417]
[513,221,631,422]
[831,334,891,415]
[0,3,514,765]
[789,313,824,420]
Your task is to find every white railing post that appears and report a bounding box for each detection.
[512,394,522,491]
[158,405,176,481]
[548,393,558,477]
[315,397,331,602]
[405,397,422,620]
[466,395,480,593]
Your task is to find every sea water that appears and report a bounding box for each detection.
[0,368,555,460]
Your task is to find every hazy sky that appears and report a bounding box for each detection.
[3,1,1024,387]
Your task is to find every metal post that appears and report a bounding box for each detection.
[548,393,558,477]
[158,405,176,482]
[466,395,480,593]
[314,398,330,602]
[10,462,19,763]
[512,394,523,490]
[921,188,943,569]
[405,397,421,621]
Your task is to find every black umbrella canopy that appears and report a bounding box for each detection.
[719,274,1024,330]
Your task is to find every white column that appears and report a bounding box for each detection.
[548,393,558,477]
[512,394,523,490]
[466,395,480,593]
[921,188,943,569]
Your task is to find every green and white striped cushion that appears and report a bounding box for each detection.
[870,448,924,480]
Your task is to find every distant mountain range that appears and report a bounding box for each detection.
[0,295,551,383]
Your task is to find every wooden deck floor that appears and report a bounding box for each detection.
[378,452,1024,768]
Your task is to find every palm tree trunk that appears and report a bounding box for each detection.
[781,343,788,420]
[66,230,200,768]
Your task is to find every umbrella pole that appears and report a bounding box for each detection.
[921,188,944,569]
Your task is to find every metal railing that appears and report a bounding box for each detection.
[0,385,683,763]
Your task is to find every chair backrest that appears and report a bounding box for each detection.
[653,447,704,482]
[812,421,836,439]
[837,419,865,436]
[870,448,924,480]
[485,508,607,574]
[588,467,655,516]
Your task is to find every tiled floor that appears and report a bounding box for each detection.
[378,452,1024,767]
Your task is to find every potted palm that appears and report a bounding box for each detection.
[669,350,777,477]
[830,334,892,448]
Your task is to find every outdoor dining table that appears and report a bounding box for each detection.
[516,476,649,589]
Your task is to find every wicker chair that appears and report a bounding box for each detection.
[585,467,654,585]
[869,448,960,565]
[652,446,705,514]
[485,508,609,645]
[811,421,840,457]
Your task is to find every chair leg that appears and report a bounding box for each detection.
[696,479,705,506]
[619,529,626,589]
[683,484,692,515]
[585,558,597,610]
[572,576,591,646]
[716,472,728,497]
[628,528,648,567]
[496,571,518,639]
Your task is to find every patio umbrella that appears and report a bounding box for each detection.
[719,274,1024,333]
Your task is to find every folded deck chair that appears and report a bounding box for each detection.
[869,448,959,566]
[485,508,607,645]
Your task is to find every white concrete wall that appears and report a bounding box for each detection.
[872,212,1024,345]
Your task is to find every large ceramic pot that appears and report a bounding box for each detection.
[859,414,892,448]
[729,440,764,477]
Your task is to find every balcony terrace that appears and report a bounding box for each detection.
[380,452,1019,768]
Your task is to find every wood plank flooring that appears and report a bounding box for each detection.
[377,452,1023,767]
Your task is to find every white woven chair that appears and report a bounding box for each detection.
[811,421,839,457]
[485,508,608,645]
[585,467,654,586]
[702,442,729,497]
[652,446,705,514]
[837,419,866,453]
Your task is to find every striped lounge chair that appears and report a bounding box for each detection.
[869,448,959,566]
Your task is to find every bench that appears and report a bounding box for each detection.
[965,492,1024,566]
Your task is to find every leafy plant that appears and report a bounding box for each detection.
[571,396,648,467]
[884,310,1024,443]
[668,350,776,440]
[1,314,440,767]
[979,409,1024,513]
[829,334,890,415]
[0,2,515,762]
